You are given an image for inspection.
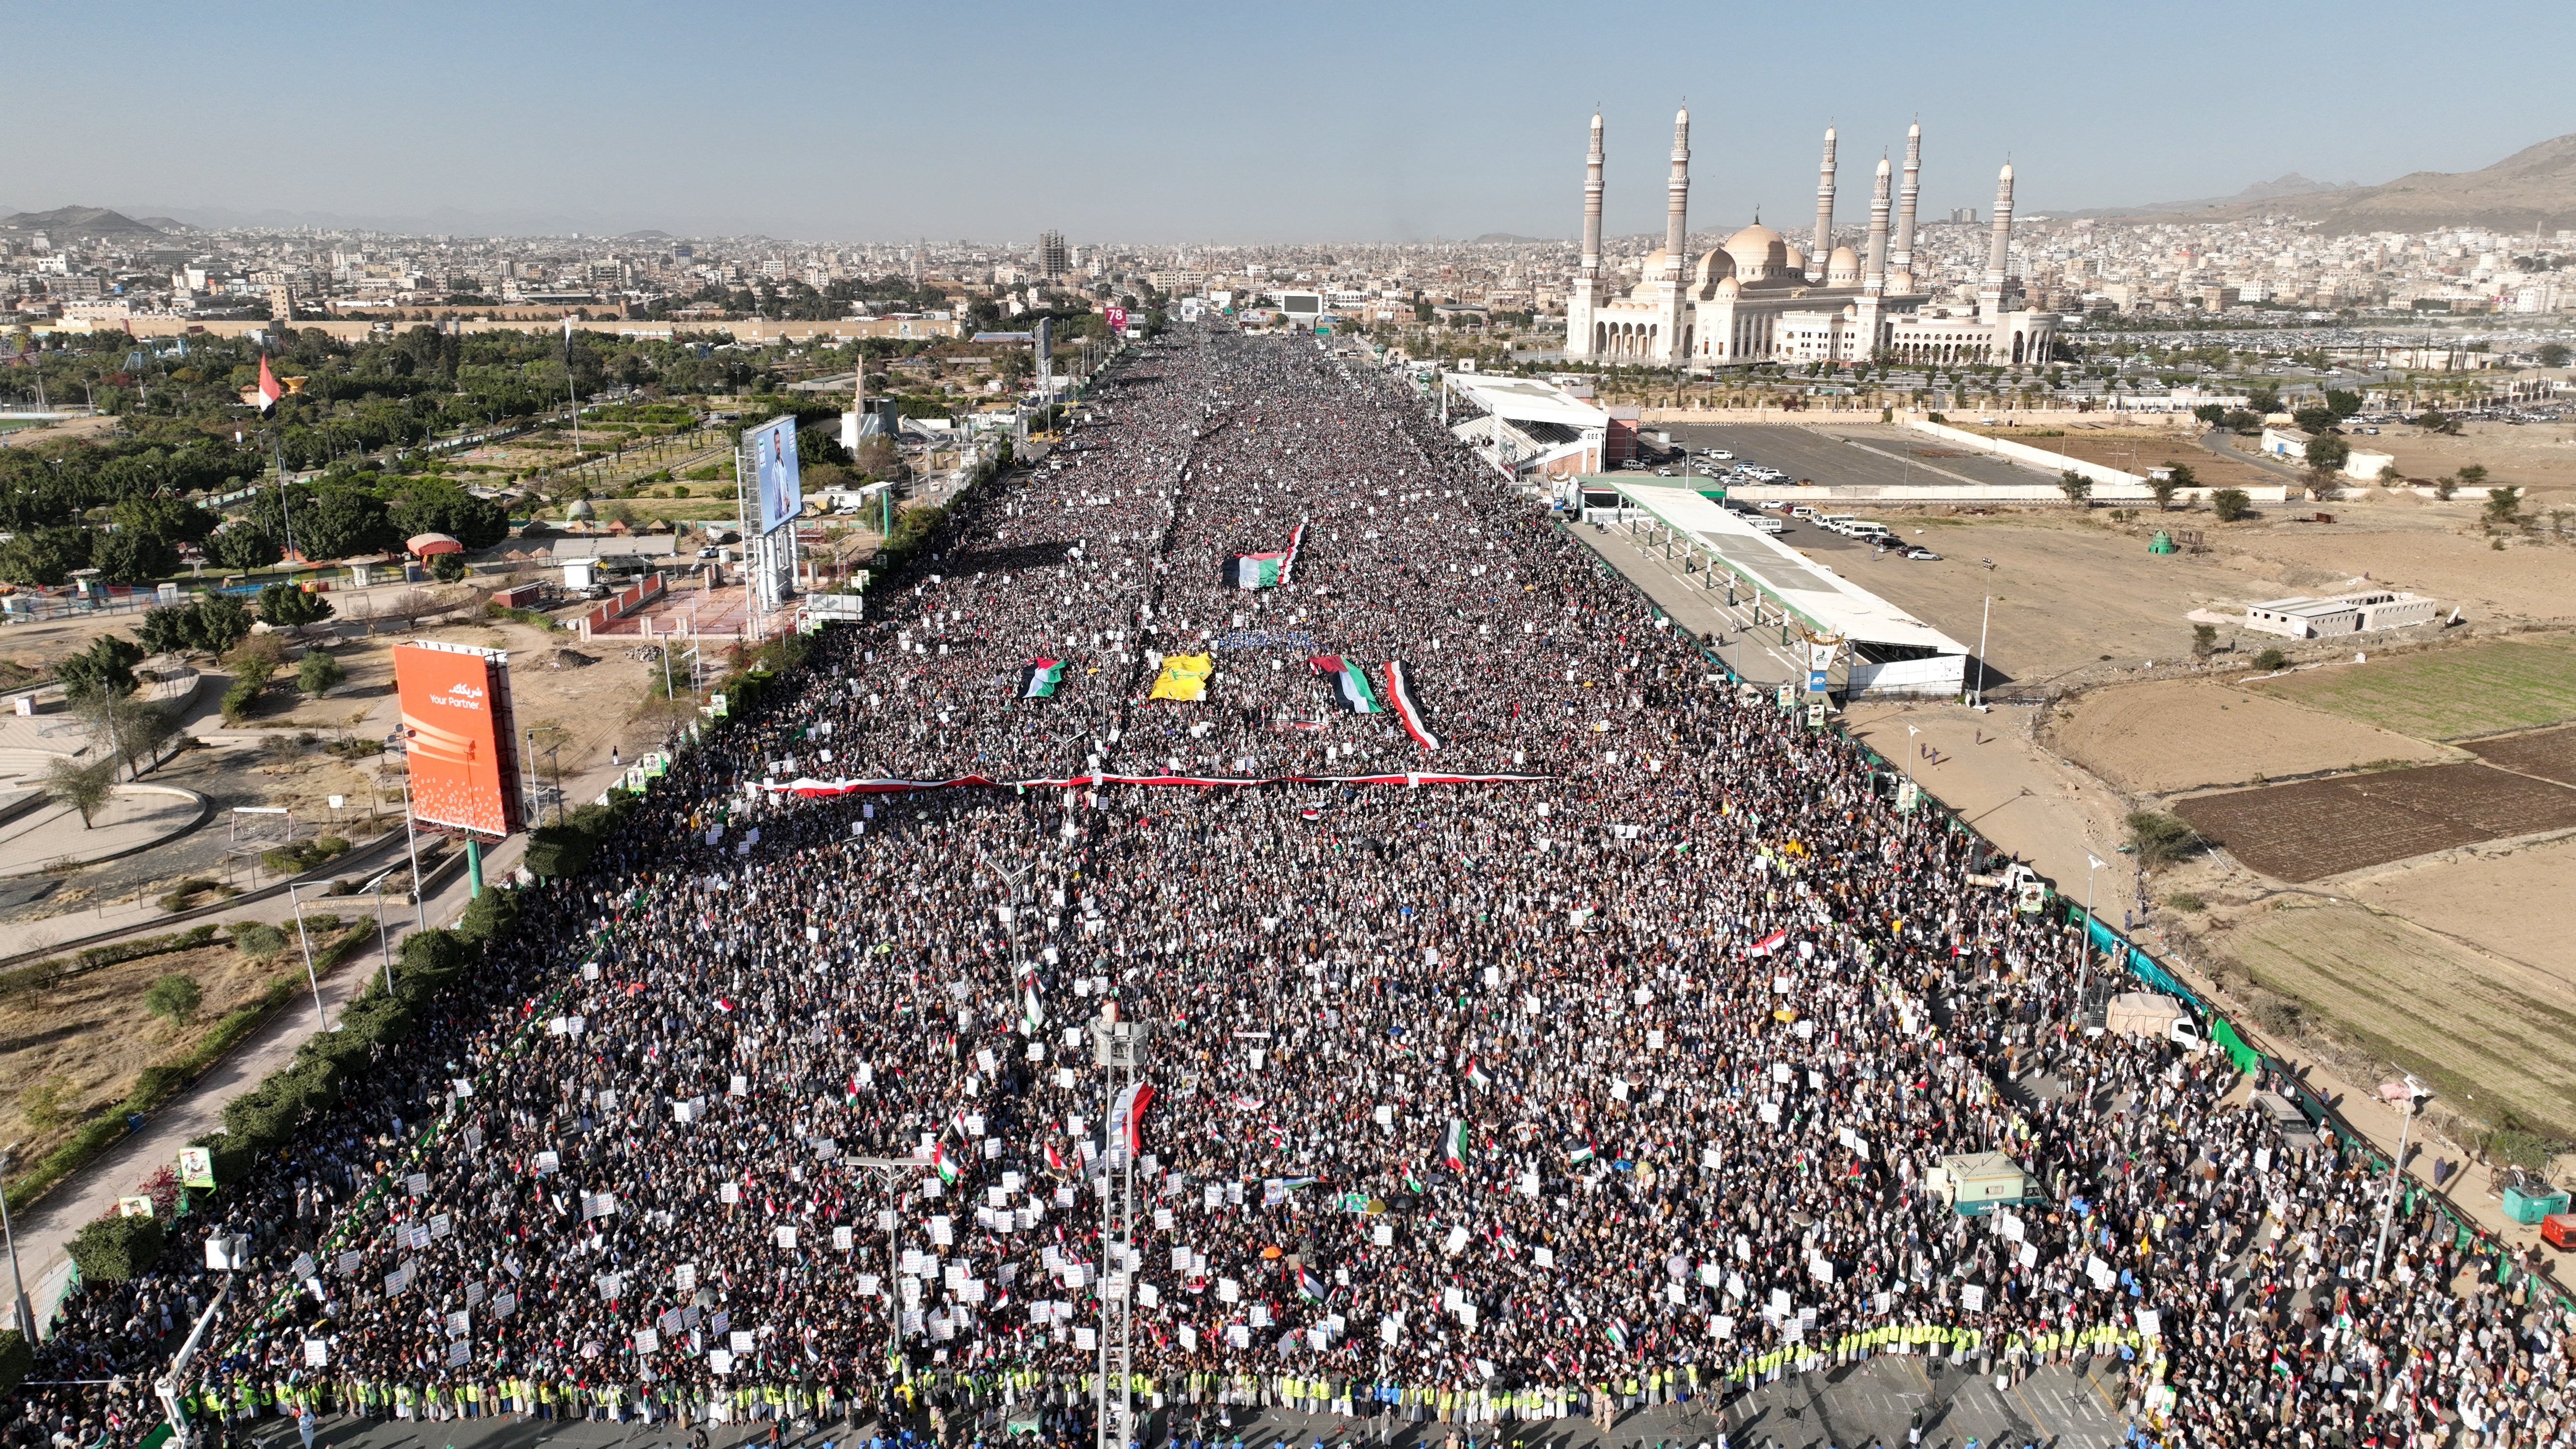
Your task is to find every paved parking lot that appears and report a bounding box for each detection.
[1659,423,2036,493]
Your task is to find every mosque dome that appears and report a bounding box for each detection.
[1782,243,1806,275]
[1826,245,1862,287]
[1723,224,1788,281]
[1691,248,1735,296]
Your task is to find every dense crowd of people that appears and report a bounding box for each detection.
[11,325,2568,1449]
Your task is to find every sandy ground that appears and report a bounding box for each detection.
[2226,899,2576,1141]
[1842,699,2152,919]
[2371,418,2576,500]
[1783,498,2575,696]
[2344,832,2576,990]
[1977,425,2283,493]
[2050,677,2463,794]
[0,928,373,1164]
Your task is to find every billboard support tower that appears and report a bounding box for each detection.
[390,642,525,899]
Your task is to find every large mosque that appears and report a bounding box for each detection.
[1561,112,2055,372]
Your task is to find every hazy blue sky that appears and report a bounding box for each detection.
[15,0,2576,243]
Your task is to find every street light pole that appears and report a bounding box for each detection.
[2371,1077,2431,1283]
[285,883,328,1033]
[845,1156,936,1408]
[0,1142,34,1338]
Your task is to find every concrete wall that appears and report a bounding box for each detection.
[1725,481,2293,506]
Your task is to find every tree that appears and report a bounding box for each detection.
[207,523,282,571]
[89,525,180,584]
[186,592,253,655]
[2246,386,2282,415]
[429,552,467,583]
[2539,343,2572,368]
[2485,486,2524,526]
[0,526,93,586]
[2193,403,2227,427]
[384,481,508,550]
[2212,488,2253,522]
[2124,809,2202,867]
[2191,623,2218,658]
[2150,462,2194,511]
[2416,408,2463,435]
[296,649,345,698]
[258,582,334,627]
[2292,406,2340,435]
[112,496,216,546]
[2434,474,2458,501]
[2456,463,2489,490]
[144,972,203,1029]
[2324,388,2364,419]
[2221,408,2262,434]
[2056,470,2093,505]
[246,482,397,561]
[43,755,118,827]
[2304,433,2350,492]
[57,634,146,702]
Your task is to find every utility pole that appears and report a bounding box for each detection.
[1090,1010,1149,1449]
[2370,1077,2432,1282]
[845,1156,936,1398]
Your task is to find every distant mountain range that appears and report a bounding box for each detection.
[2093,134,2576,235]
[0,205,171,238]
[2068,174,2362,220]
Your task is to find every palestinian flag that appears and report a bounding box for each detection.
[1018,658,1067,699]
[1308,655,1381,714]
[1021,981,1045,1033]
[1442,1118,1469,1172]
[1606,1319,1630,1354]
[845,1072,864,1105]
[930,1141,960,1185]
[1232,552,1288,589]
[1568,1143,1596,1165]
[1464,1058,1491,1091]
[1297,1266,1326,1301]
[1384,661,1440,750]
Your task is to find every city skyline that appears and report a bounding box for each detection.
[11,0,2576,244]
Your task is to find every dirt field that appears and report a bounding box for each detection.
[0,926,374,1165]
[2228,900,2576,1140]
[2347,833,2576,990]
[2465,723,2576,785]
[1977,425,2283,493]
[2175,761,2576,882]
[2251,636,2576,740]
[2371,419,2576,501]
[2050,677,2460,794]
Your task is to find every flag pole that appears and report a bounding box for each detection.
[563,315,584,462]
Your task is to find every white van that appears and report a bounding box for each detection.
[1847,520,1893,541]
[1790,505,1820,520]
[1752,518,1786,535]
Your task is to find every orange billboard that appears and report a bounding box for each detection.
[392,641,523,837]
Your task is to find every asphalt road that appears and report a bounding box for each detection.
[1655,424,2037,493]
[246,1356,2130,1449]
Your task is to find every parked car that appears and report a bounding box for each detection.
[1904,546,1942,561]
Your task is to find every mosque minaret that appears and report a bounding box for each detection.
[1560,112,2055,370]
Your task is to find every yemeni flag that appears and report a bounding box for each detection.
[1232,552,1288,589]
[1747,928,1789,957]
[1018,658,1067,699]
[1384,662,1441,750]
[929,1141,960,1186]
[1110,1082,1157,1161]
[1308,655,1381,714]
[1044,1141,1068,1174]
[249,354,285,413]
[1442,1118,1469,1172]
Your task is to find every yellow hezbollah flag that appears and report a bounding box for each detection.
[1148,654,1214,702]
